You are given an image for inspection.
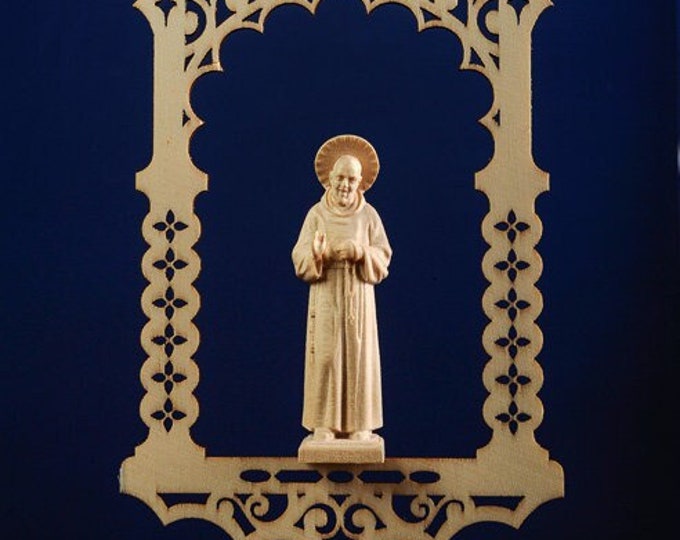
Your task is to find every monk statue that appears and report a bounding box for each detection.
[293,134,392,463]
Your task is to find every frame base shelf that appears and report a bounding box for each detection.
[120,450,564,539]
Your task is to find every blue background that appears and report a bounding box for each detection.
[2,1,677,539]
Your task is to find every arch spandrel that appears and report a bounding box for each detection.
[122,1,564,538]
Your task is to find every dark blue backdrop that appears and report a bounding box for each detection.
[2,1,677,539]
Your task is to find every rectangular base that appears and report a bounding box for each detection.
[298,434,385,463]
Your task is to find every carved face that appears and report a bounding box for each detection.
[328,155,362,208]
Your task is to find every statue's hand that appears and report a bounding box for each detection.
[332,240,363,262]
[312,231,327,261]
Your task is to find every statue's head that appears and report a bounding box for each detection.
[329,155,362,208]
[314,134,379,195]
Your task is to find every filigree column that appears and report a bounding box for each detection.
[132,0,323,463]
[475,0,553,465]
[134,0,207,462]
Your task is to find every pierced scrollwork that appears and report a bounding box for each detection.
[366,0,500,75]
[392,494,466,537]
[134,0,528,145]
[293,499,388,538]
[138,205,201,439]
[122,0,563,538]
[119,458,562,538]
[217,493,289,534]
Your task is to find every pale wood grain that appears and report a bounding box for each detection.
[121,1,563,537]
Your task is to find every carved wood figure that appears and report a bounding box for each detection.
[293,135,392,463]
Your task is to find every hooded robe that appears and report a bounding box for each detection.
[292,191,392,433]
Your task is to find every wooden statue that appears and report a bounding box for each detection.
[293,135,392,462]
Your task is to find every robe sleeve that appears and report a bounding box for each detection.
[292,208,324,283]
[357,209,392,285]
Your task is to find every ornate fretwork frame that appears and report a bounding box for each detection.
[120,0,564,538]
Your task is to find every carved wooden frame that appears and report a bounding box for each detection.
[119,1,564,537]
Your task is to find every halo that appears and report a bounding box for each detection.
[314,134,380,191]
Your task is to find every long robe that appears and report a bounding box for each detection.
[292,192,392,433]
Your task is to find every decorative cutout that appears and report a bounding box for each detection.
[495,325,531,360]
[240,469,272,483]
[151,360,188,394]
[153,210,188,243]
[184,0,206,44]
[479,0,500,42]
[327,470,354,483]
[158,492,211,506]
[495,250,531,282]
[496,400,532,434]
[151,324,188,356]
[152,249,189,281]
[276,469,323,483]
[507,0,529,22]
[155,0,177,25]
[122,457,562,538]
[495,210,530,243]
[152,287,188,319]
[471,495,523,510]
[496,363,531,397]
[121,0,564,538]
[495,288,531,321]
[150,397,187,432]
